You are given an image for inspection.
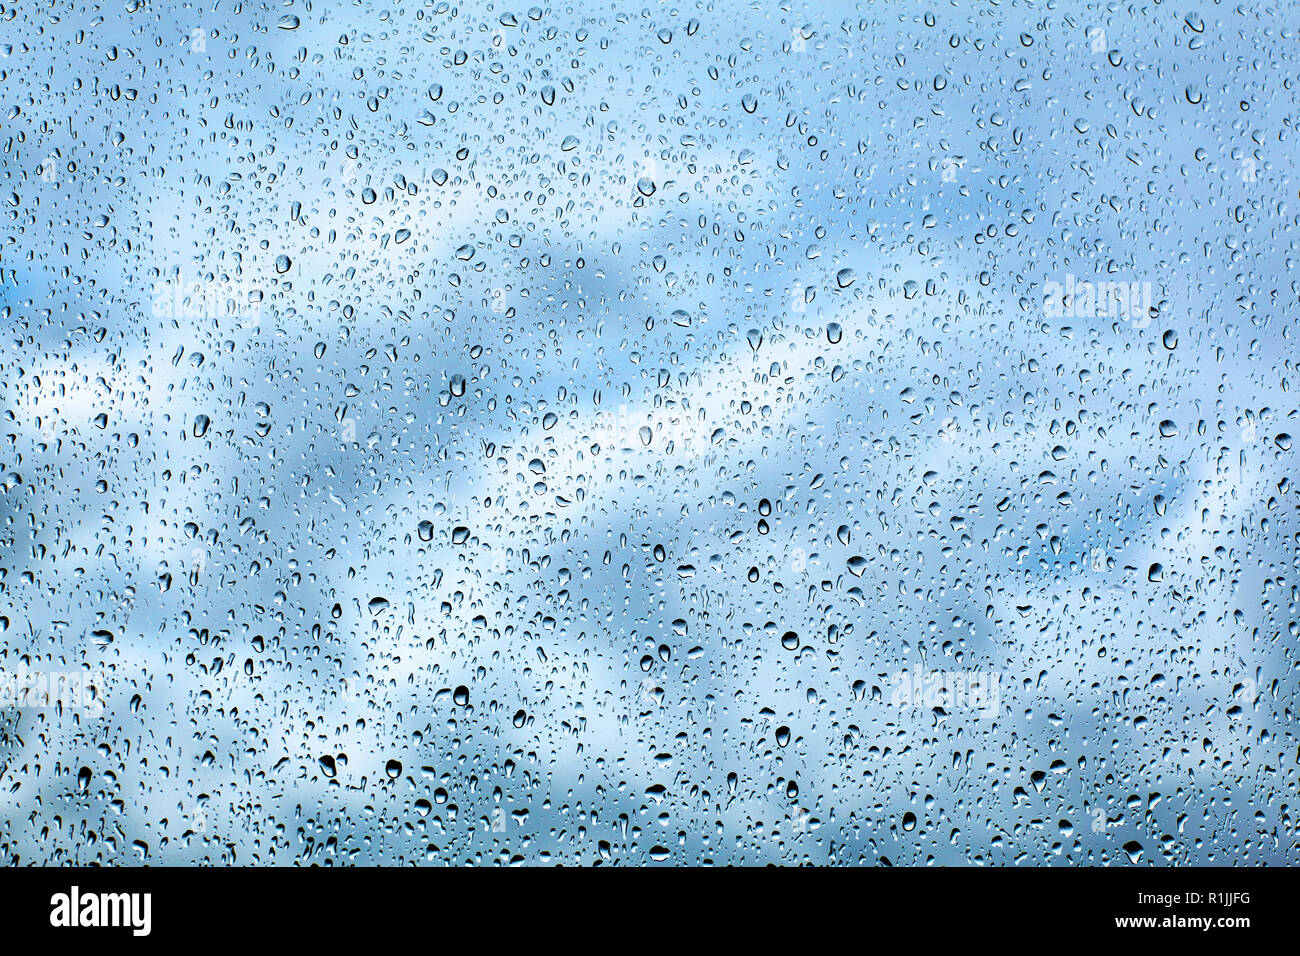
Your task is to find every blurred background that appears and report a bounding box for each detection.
[0,1,1295,864]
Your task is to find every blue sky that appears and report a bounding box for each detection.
[0,1,1295,865]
